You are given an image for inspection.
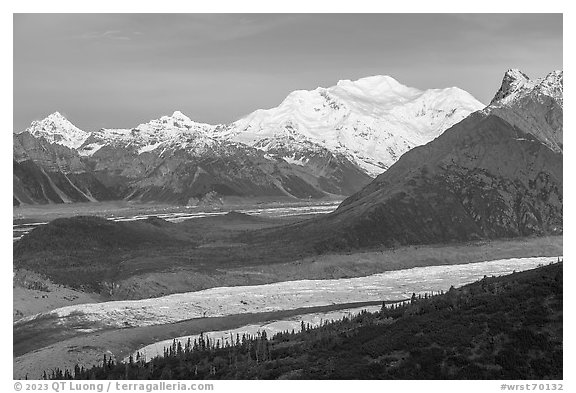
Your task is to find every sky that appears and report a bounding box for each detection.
[13,13,563,132]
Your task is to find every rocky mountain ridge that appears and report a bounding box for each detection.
[260,69,563,251]
[14,74,484,205]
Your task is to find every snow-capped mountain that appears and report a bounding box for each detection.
[20,75,484,179]
[217,75,485,176]
[14,74,487,205]
[25,112,90,149]
[15,111,372,205]
[487,69,563,153]
[274,69,563,252]
[490,69,563,107]
[80,76,484,177]
[79,111,217,157]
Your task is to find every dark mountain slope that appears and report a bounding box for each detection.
[259,114,561,252]
[490,69,562,153]
[81,128,374,204]
[14,123,372,205]
[13,132,118,205]
[256,70,562,252]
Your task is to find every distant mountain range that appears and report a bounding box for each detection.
[215,75,483,176]
[13,75,484,205]
[268,69,563,251]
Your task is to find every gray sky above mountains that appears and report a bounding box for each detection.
[13,13,562,132]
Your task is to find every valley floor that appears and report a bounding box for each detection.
[14,253,561,379]
[13,235,562,317]
[12,202,563,380]
[95,235,563,300]
[14,301,384,379]
[64,262,562,380]
[13,197,342,224]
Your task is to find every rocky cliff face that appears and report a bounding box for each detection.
[13,132,117,205]
[488,69,562,153]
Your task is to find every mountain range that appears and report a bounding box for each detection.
[13,75,484,206]
[264,69,563,251]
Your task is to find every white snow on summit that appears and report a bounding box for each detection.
[79,111,217,156]
[490,69,563,107]
[23,112,90,149]
[215,75,485,176]
[20,75,486,177]
[534,70,563,107]
[486,69,563,154]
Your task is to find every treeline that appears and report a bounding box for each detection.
[42,262,563,380]
[42,296,432,380]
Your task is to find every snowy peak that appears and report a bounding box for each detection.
[540,70,563,86]
[154,110,202,128]
[147,111,212,131]
[506,68,531,83]
[487,69,563,154]
[489,69,563,109]
[23,112,90,149]
[490,69,531,104]
[170,110,191,121]
[19,75,486,178]
[490,69,563,107]
[505,68,531,84]
[535,70,563,106]
[79,111,218,156]
[337,74,403,88]
[46,111,67,121]
[334,75,421,100]
[221,75,485,176]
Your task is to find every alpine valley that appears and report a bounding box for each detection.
[13,75,484,206]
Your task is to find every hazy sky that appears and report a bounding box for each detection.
[13,13,562,132]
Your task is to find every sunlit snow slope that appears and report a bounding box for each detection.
[217,75,485,175]
[15,74,484,204]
